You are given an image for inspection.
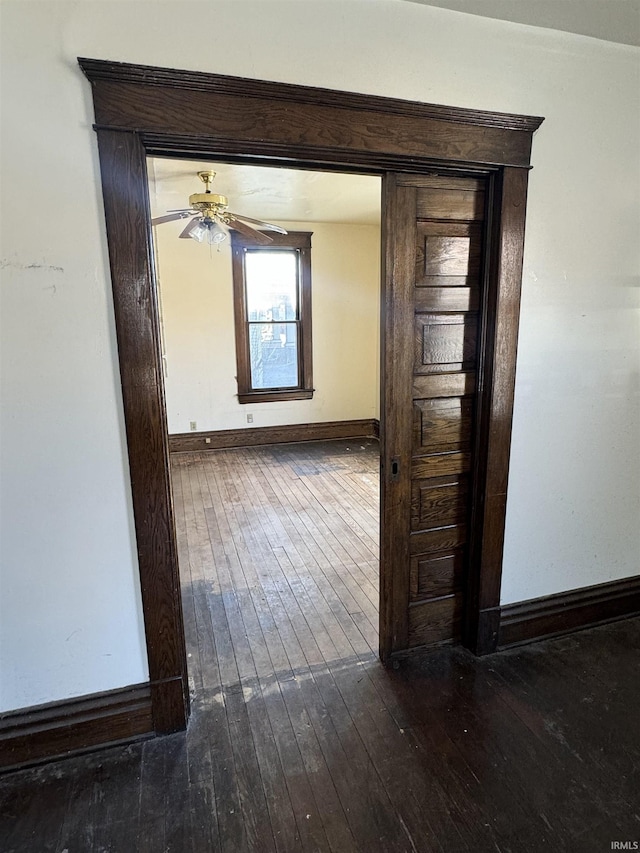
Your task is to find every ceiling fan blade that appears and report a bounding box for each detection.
[179,218,203,239]
[166,208,197,213]
[227,211,287,234]
[151,212,191,225]
[226,216,274,245]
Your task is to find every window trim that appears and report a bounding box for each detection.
[231,230,313,404]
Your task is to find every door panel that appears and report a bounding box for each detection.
[408,596,462,647]
[411,452,471,479]
[381,172,487,658]
[414,314,478,373]
[415,222,482,287]
[410,551,465,599]
[414,397,474,454]
[414,286,479,312]
[410,524,467,556]
[412,372,476,399]
[411,476,470,529]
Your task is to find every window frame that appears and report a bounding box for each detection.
[231,230,314,404]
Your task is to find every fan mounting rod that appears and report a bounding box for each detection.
[198,170,217,191]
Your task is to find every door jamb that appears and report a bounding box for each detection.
[79,58,543,732]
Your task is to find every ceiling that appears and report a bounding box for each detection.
[403,0,640,47]
[148,158,382,227]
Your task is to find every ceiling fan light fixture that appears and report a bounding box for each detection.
[152,169,284,244]
[190,218,227,245]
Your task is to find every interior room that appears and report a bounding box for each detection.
[1,1,638,850]
[150,157,384,690]
[150,159,382,438]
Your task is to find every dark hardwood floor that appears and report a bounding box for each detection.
[1,440,639,852]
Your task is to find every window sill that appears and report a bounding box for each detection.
[238,389,314,404]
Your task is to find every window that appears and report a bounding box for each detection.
[231,231,313,403]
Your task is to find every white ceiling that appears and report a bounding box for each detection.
[403,0,640,46]
[148,158,382,226]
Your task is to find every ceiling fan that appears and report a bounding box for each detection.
[151,170,287,246]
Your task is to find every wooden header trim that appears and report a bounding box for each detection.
[78,58,544,133]
[78,59,543,169]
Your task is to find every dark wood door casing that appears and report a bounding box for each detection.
[79,58,542,732]
[95,129,189,733]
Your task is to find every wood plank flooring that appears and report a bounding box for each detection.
[1,440,639,852]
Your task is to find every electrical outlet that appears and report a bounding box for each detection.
[246,414,254,424]
[190,421,197,431]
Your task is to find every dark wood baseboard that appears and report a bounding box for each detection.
[499,575,640,649]
[0,683,154,772]
[169,418,380,453]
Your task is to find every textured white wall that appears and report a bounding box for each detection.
[156,219,381,434]
[1,0,638,710]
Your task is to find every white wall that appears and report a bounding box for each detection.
[156,219,381,434]
[1,0,638,710]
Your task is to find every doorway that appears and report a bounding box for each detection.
[80,56,542,734]
[149,158,384,707]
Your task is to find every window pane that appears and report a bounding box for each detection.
[245,252,298,321]
[249,322,299,389]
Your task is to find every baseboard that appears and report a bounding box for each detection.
[169,418,380,453]
[499,575,640,649]
[0,683,154,772]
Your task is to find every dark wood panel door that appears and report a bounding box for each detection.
[381,174,487,660]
